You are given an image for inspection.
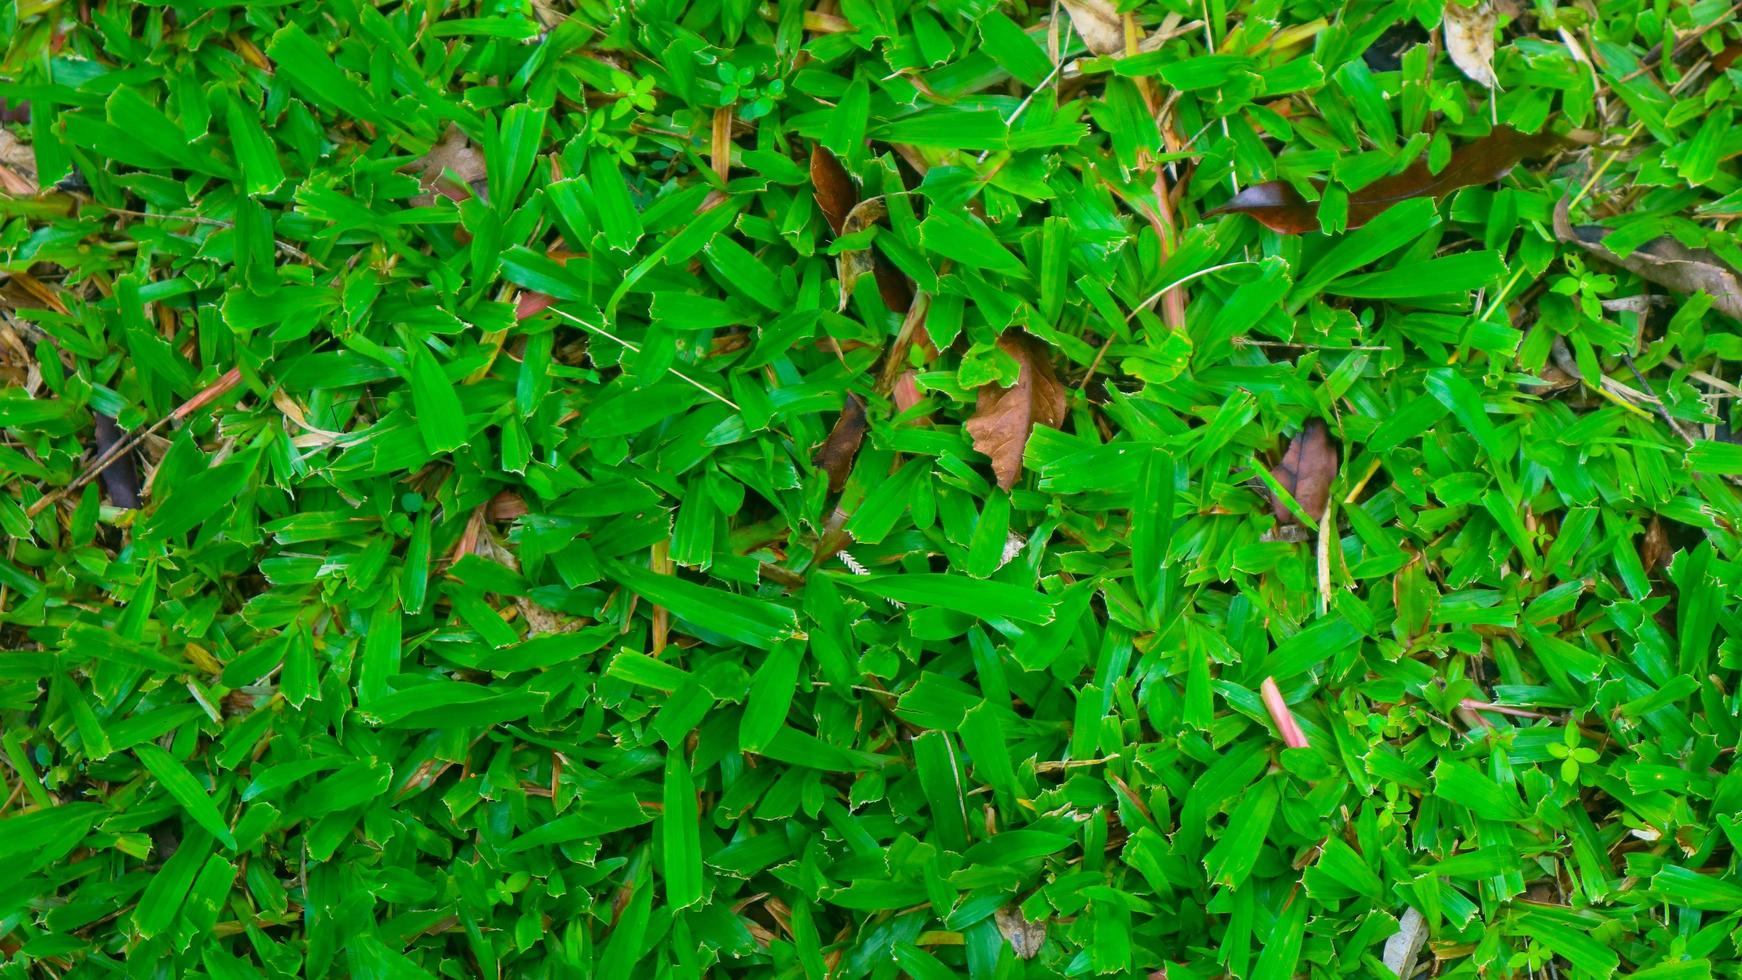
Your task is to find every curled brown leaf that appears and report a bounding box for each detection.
[1271,420,1337,525]
[966,333,1068,490]
[810,143,856,236]
[1207,126,1561,234]
[92,413,141,509]
[813,393,869,493]
[836,198,888,311]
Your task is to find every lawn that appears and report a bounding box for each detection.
[3,0,1742,976]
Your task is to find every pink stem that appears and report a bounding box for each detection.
[1261,676,1309,749]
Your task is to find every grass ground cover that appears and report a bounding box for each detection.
[4,0,1742,976]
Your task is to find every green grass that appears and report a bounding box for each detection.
[3,0,1742,976]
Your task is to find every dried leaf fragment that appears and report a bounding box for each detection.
[813,394,869,493]
[1443,1,1498,88]
[966,333,1068,490]
[416,126,488,206]
[0,128,39,196]
[1552,197,1742,321]
[1271,420,1337,525]
[1059,0,1125,55]
[995,907,1047,959]
[810,143,856,236]
[92,413,140,509]
[1207,126,1560,234]
[836,198,888,311]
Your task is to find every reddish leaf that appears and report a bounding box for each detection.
[1207,126,1561,234]
[813,394,869,493]
[892,369,924,416]
[1260,676,1309,749]
[515,291,557,320]
[810,143,856,236]
[966,333,1068,490]
[1271,420,1337,525]
[92,413,140,509]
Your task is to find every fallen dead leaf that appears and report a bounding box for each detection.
[92,413,140,509]
[1059,0,1125,55]
[1443,1,1498,89]
[416,126,488,206]
[966,333,1068,490]
[810,143,856,236]
[1382,906,1427,980]
[1271,419,1338,525]
[836,198,888,311]
[1640,516,1671,571]
[814,393,869,493]
[1208,126,1559,234]
[994,907,1047,960]
[1553,197,1742,321]
[0,128,39,196]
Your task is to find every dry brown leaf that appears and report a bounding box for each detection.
[1271,420,1338,525]
[813,393,869,493]
[994,907,1047,960]
[1443,1,1498,89]
[966,333,1068,490]
[92,413,140,509]
[1059,0,1125,55]
[836,198,887,311]
[417,126,488,206]
[1554,198,1742,321]
[810,143,856,236]
[1640,516,1671,571]
[0,128,39,196]
[1208,126,1558,234]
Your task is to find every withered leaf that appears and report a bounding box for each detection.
[1443,1,1498,89]
[810,143,856,236]
[892,369,924,416]
[966,333,1068,490]
[813,394,869,493]
[92,413,141,509]
[0,127,39,196]
[836,198,888,312]
[994,907,1047,960]
[873,255,915,313]
[416,126,488,206]
[1271,419,1337,525]
[1640,516,1671,572]
[1552,197,1742,321]
[1059,0,1125,55]
[1207,126,1560,234]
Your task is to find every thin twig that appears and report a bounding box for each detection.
[547,306,740,410]
[25,368,244,518]
[1235,338,1391,352]
[1621,350,1696,447]
[94,205,320,266]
